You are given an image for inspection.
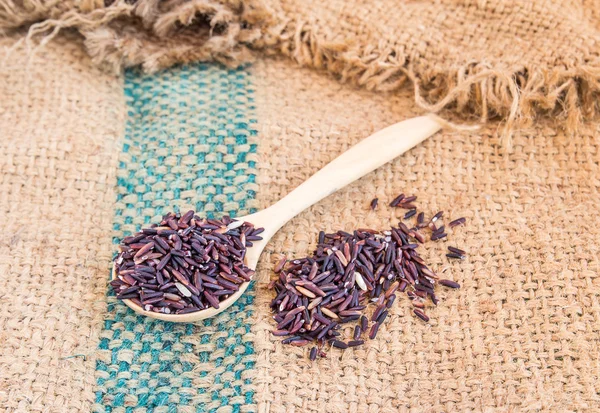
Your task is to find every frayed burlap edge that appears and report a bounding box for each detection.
[258,18,600,145]
[2,0,599,140]
[1,0,272,72]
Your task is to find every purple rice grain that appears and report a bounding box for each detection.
[111,211,262,315]
[448,246,466,255]
[412,300,425,309]
[431,232,447,241]
[433,225,445,234]
[370,198,379,210]
[331,340,348,349]
[446,253,465,260]
[439,279,461,288]
[369,323,380,339]
[449,217,466,228]
[269,194,465,360]
[371,305,385,322]
[403,209,417,219]
[290,339,311,347]
[309,346,318,361]
[413,309,430,322]
[386,294,396,308]
[431,211,444,223]
[389,193,405,207]
[360,315,368,331]
[376,310,388,324]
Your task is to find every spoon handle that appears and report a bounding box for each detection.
[251,115,441,239]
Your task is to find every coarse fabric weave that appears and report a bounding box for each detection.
[0,34,125,412]
[1,25,600,413]
[249,58,600,412]
[95,63,259,413]
[1,0,600,133]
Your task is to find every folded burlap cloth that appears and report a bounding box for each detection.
[2,0,599,132]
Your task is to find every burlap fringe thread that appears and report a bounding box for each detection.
[1,0,598,142]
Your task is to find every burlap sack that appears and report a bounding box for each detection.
[2,6,600,413]
[248,57,600,412]
[1,0,599,132]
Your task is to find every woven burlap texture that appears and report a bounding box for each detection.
[250,58,600,412]
[0,34,124,411]
[2,0,600,133]
[95,64,260,413]
[2,20,600,413]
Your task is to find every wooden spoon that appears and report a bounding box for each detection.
[112,116,441,322]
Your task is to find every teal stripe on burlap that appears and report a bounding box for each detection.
[94,64,259,413]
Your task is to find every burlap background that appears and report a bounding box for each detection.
[1,27,600,413]
[0,33,124,411]
[250,59,600,412]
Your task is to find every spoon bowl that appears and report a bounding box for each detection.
[112,115,442,322]
[112,264,253,322]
